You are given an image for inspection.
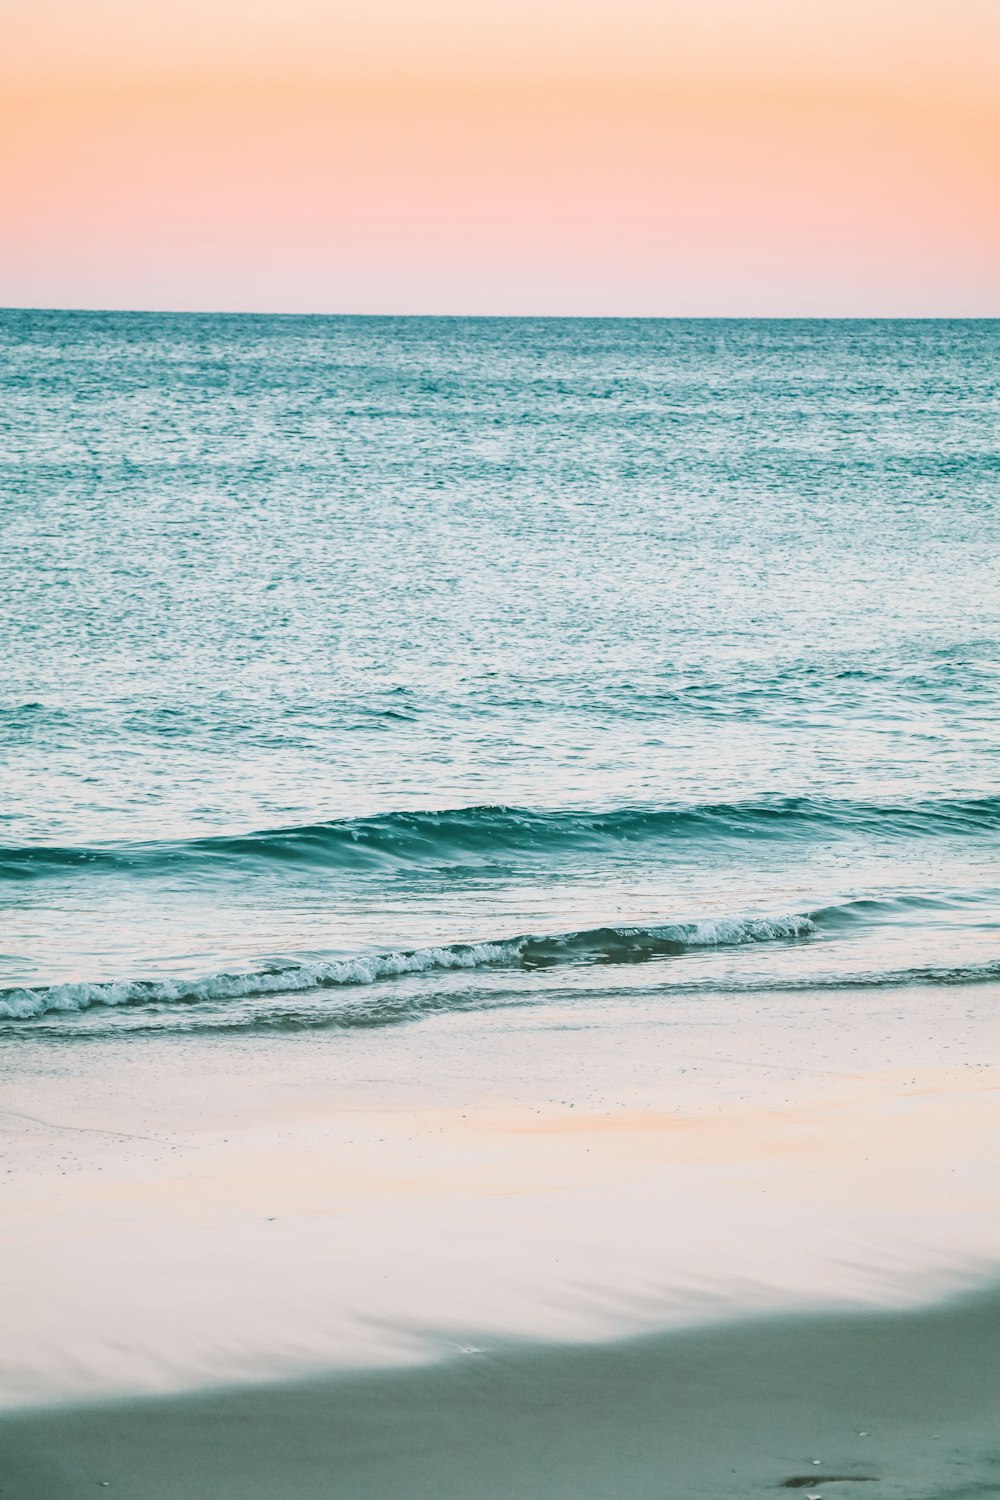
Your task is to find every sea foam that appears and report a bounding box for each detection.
[0,914,815,1019]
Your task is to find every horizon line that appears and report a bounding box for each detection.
[2,306,998,322]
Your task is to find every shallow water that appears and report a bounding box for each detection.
[1,313,998,1031]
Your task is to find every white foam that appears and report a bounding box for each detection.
[678,914,815,944]
[0,916,814,1021]
[0,942,516,1020]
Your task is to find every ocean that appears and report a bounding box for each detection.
[1,313,997,1036]
[2,312,997,1038]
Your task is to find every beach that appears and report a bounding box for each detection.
[1,312,997,1494]
[2,974,999,1494]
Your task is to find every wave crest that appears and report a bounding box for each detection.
[3,795,999,880]
[0,913,814,1020]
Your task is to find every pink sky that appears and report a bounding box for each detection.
[2,0,997,313]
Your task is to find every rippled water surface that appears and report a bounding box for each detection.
[1,313,997,1030]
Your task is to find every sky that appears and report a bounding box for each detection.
[1,0,998,314]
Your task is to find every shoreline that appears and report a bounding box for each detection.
[5,1282,1000,1498]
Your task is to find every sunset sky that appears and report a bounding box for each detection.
[2,0,997,313]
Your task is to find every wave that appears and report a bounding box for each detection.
[3,794,999,879]
[8,947,1000,1036]
[0,913,816,1020]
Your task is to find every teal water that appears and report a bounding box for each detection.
[1,313,997,1032]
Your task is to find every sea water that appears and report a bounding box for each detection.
[1,313,998,1036]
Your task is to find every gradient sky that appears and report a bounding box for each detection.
[2,0,997,313]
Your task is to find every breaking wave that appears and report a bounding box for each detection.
[0,912,816,1020]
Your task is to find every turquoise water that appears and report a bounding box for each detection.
[1,312,997,1031]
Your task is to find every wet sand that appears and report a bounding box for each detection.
[4,1284,1000,1499]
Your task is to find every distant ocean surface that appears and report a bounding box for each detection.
[1,312,997,1036]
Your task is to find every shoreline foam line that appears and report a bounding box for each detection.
[0,913,816,1019]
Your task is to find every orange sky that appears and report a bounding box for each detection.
[2,0,997,312]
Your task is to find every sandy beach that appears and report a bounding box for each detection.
[2,975,999,1494]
